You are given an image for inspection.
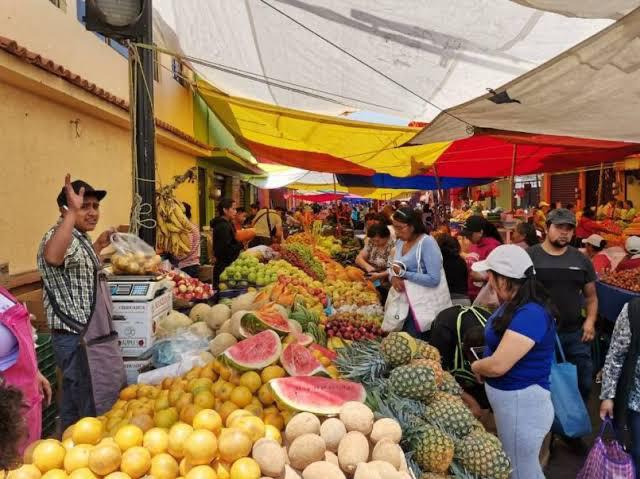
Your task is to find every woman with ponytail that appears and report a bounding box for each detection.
[470,244,556,479]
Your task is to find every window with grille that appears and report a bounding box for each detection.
[49,0,67,11]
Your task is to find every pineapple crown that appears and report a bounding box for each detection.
[335,340,389,384]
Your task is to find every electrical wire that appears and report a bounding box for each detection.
[256,0,475,131]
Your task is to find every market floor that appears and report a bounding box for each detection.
[544,384,603,478]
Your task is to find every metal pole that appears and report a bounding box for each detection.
[597,162,604,208]
[135,0,156,246]
[510,144,517,211]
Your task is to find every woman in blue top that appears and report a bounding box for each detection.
[389,207,448,338]
[471,244,556,479]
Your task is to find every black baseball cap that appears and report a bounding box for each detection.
[461,215,486,237]
[56,180,107,207]
[547,208,576,227]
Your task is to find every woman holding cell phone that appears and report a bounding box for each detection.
[470,245,556,479]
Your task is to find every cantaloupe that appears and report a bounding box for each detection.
[231,292,258,315]
[189,304,211,323]
[205,304,231,330]
[159,311,192,333]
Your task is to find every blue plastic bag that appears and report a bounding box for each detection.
[549,335,592,438]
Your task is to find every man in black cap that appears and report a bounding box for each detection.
[528,208,598,406]
[37,174,125,428]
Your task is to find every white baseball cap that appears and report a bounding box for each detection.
[582,234,606,248]
[471,244,535,280]
[626,236,640,255]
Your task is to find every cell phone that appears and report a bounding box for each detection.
[470,346,485,361]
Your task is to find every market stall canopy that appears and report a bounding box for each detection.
[411,7,640,144]
[153,0,612,121]
[336,173,494,189]
[509,1,639,19]
[248,166,335,189]
[197,87,450,176]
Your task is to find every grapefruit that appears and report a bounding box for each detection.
[229,458,260,479]
[129,414,154,433]
[104,473,131,479]
[23,440,43,464]
[193,391,215,410]
[263,424,282,444]
[62,426,75,442]
[88,443,121,476]
[167,423,194,459]
[217,429,251,464]
[239,372,261,394]
[72,418,103,446]
[33,440,66,473]
[67,469,96,479]
[185,466,217,479]
[41,470,67,479]
[6,465,42,479]
[150,453,179,479]
[232,416,264,443]
[192,409,222,434]
[225,410,252,428]
[143,428,170,456]
[63,445,93,473]
[179,404,202,425]
[229,387,252,408]
[155,408,179,429]
[114,425,144,451]
[184,430,217,466]
[120,447,151,479]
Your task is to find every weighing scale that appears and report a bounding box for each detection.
[108,274,169,302]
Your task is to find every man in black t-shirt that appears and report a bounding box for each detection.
[528,208,598,402]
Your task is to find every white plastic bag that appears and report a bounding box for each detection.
[382,287,409,332]
[137,354,205,385]
[110,233,161,275]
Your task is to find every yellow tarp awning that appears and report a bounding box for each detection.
[198,85,451,177]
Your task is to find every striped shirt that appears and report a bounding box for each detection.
[178,223,201,269]
[37,225,100,333]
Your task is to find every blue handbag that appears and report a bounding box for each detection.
[549,334,592,437]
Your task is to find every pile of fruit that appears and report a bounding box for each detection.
[623,220,640,236]
[325,313,385,342]
[336,333,511,479]
[279,243,325,281]
[218,254,279,289]
[164,270,214,303]
[601,268,640,293]
[268,276,328,313]
[324,280,379,308]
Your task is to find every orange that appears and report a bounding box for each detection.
[120,447,151,479]
[168,389,185,406]
[217,401,238,425]
[238,372,261,394]
[259,365,285,384]
[229,387,252,408]
[119,385,138,401]
[199,368,217,381]
[217,429,251,464]
[232,416,264,443]
[185,466,217,479]
[211,359,224,373]
[155,396,171,412]
[143,427,170,456]
[63,445,92,473]
[257,384,274,406]
[213,382,233,402]
[129,414,154,433]
[150,453,179,479]
[67,469,96,479]
[42,470,67,479]
[179,458,192,477]
[33,440,66,473]
[161,377,175,390]
[167,422,194,459]
[229,458,260,479]
[224,410,251,428]
[263,414,284,432]
[242,403,262,418]
[155,408,179,429]
[228,370,242,387]
[72,418,103,446]
[175,393,193,412]
[218,365,231,381]
[263,424,282,444]
[192,409,222,434]
[193,391,215,410]
[103,473,131,479]
[88,443,121,476]
[23,440,43,464]
[114,425,144,451]
[189,378,213,394]
[183,430,217,466]
[7,465,42,479]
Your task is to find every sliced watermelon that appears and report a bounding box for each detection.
[283,332,314,347]
[223,330,281,371]
[241,311,291,336]
[308,343,338,361]
[269,376,367,415]
[280,343,327,377]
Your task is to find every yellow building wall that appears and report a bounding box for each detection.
[0,81,133,274]
[156,144,200,217]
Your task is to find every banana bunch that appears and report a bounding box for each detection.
[156,197,192,257]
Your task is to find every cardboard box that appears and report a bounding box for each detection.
[112,291,172,357]
[124,358,153,385]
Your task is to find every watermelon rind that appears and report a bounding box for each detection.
[283,333,314,347]
[269,376,367,415]
[280,342,327,377]
[241,312,291,336]
[223,329,282,371]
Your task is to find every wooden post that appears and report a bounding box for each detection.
[597,162,605,207]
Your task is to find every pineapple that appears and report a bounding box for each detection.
[415,339,441,362]
[424,393,475,438]
[438,371,463,396]
[421,474,453,479]
[389,364,437,402]
[455,431,511,479]
[411,358,444,386]
[381,332,417,367]
[412,425,455,474]
[335,340,388,383]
